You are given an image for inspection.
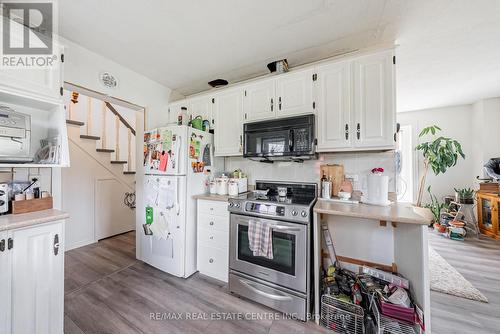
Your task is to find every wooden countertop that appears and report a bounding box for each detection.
[314,199,430,225]
[0,209,69,232]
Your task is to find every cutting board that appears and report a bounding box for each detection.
[320,164,344,197]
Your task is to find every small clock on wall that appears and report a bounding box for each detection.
[99,71,118,89]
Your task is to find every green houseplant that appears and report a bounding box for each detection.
[415,125,465,207]
[454,187,474,204]
[424,186,448,224]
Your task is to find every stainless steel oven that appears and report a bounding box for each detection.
[229,214,308,293]
[243,114,316,161]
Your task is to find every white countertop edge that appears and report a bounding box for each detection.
[0,209,69,232]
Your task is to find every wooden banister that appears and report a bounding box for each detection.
[105,102,136,136]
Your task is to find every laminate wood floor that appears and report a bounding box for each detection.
[65,231,500,334]
[64,231,330,334]
[429,231,500,334]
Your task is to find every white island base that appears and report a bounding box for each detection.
[313,200,431,333]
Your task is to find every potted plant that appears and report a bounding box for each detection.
[454,187,474,204]
[423,186,449,226]
[415,125,465,207]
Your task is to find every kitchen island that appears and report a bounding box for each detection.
[313,200,431,332]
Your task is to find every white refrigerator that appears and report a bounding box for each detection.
[142,125,219,278]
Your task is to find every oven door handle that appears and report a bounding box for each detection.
[239,279,293,301]
[288,129,294,152]
[268,224,301,232]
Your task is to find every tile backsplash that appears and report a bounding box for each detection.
[224,151,397,194]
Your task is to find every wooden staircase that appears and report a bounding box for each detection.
[65,96,137,180]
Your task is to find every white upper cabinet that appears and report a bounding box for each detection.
[242,79,275,122]
[315,61,352,151]
[0,22,63,102]
[275,68,314,117]
[214,88,244,156]
[353,50,395,149]
[10,221,64,334]
[167,100,187,125]
[188,94,214,124]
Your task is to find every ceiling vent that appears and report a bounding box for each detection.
[99,72,118,89]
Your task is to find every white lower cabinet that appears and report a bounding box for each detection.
[197,199,229,282]
[0,221,64,334]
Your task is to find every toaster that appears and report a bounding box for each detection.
[0,106,32,162]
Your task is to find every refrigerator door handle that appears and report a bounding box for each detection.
[176,178,180,216]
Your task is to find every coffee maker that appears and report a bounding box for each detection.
[0,183,9,214]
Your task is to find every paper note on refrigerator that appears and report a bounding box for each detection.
[158,180,175,209]
[159,152,168,172]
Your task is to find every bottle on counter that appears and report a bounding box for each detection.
[321,173,332,199]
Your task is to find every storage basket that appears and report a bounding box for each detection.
[321,294,365,334]
[371,299,416,334]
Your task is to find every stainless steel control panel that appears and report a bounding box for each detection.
[228,199,310,224]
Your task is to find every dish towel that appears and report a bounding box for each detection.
[248,220,273,259]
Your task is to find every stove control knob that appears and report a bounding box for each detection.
[301,211,308,217]
[291,210,298,216]
[228,202,234,208]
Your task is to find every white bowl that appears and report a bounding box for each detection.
[338,191,351,200]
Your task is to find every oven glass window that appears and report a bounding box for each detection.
[237,225,295,275]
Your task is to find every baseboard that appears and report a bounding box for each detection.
[65,238,97,251]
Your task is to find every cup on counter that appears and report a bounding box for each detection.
[41,191,50,198]
[14,193,26,201]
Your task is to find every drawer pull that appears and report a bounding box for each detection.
[209,258,214,263]
[209,236,214,240]
[210,207,214,211]
[209,221,214,226]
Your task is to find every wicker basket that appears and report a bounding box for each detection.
[321,294,365,334]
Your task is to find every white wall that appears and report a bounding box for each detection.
[472,98,500,180]
[397,104,476,202]
[61,37,172,129]
[62,141,134,250]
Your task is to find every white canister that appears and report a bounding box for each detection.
[367,174,389,204]
[216,177,228,195]
[321,181,332,199]
[209,181,217,194]
[228,180,239,196]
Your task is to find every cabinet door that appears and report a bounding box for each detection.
[353,50,395,149]
[275,69,314,117]
[242,79,276,122]
[188,95,214,124]
[315,61,351,151]
[0,21,62,102]
[214,89,244,156]
[11,222,64,334]
[478,196,495,232]
[0,231,11,334]
[167,100,188,125]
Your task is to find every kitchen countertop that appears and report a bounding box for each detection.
[192,193,249,202]
[0,209,69,232]
[313,199,430,225]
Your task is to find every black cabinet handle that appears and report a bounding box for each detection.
[270,98,274,112]
[54,234,60,256]
[7,238,13,250]
[356,123,360,140]
[0,239,5,252]
[345,124,349,140]
[278,97,282,110]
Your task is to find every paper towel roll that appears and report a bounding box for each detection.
[367,174,389,203]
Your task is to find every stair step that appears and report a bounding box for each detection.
[96,148,115,153]
[123,171,136,175]
[80,135,100,140]
[66,119,85,126]
[110,161,128,164]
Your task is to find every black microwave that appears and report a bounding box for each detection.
[243,114,316,161]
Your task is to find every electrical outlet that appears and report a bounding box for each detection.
[345,174,359,182]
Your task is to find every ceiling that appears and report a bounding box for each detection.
[59,0,500,112]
